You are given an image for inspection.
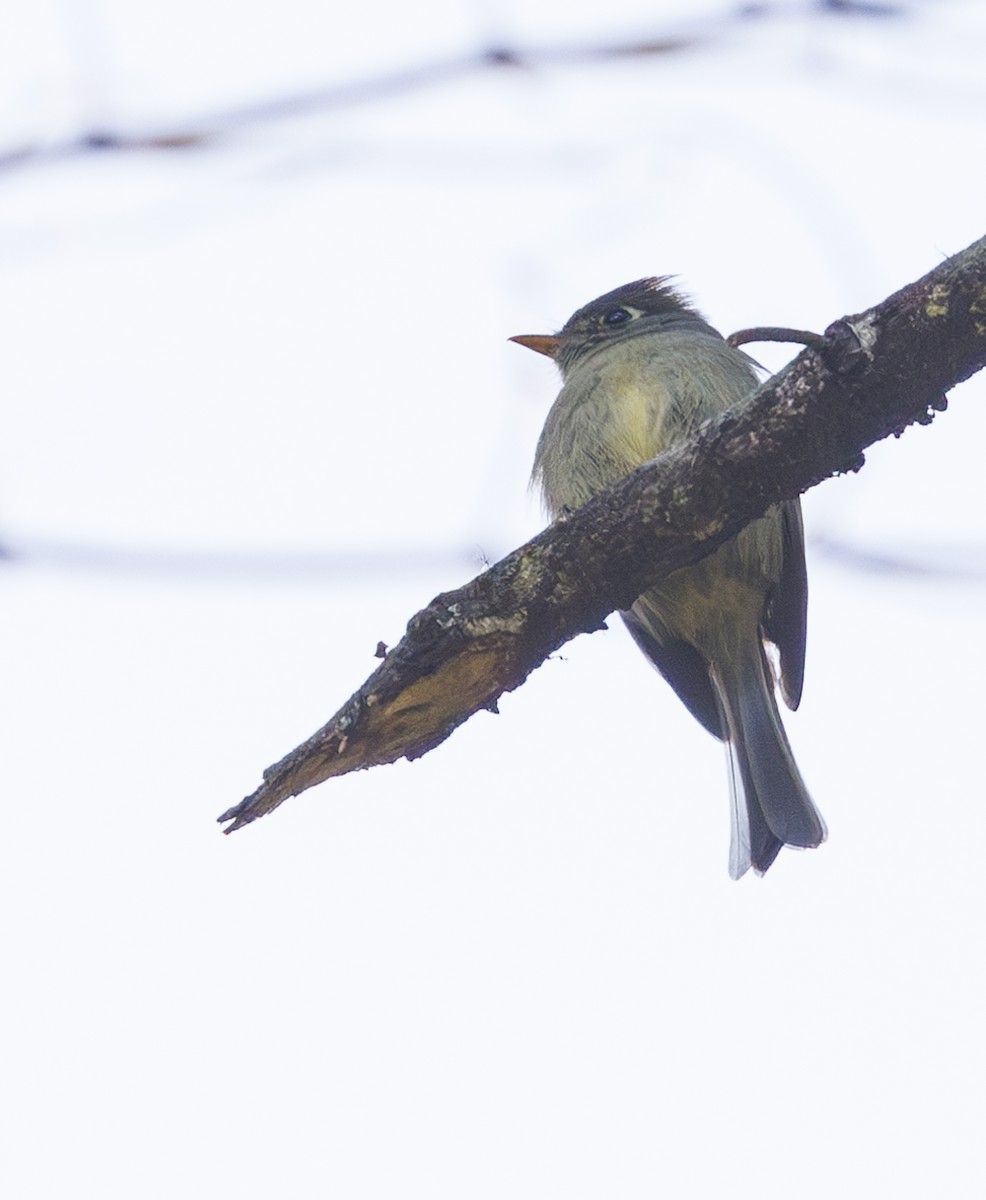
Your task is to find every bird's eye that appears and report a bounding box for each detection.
[603,307,632,327]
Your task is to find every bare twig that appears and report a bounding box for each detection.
[726,326,828,351]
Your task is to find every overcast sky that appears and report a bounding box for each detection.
[2,2,985,1197]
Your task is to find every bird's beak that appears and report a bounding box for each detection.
[509,334,561,359]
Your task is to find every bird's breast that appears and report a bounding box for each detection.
[533,359,674,515]
[532,332,759,518]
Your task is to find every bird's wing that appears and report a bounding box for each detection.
[620,605,725,740]
[762,500,808,711]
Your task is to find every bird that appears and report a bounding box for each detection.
[510,277,826,877]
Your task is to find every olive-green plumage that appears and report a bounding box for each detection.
[512,278,826,877]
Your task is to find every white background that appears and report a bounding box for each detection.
[2,1,985,1196]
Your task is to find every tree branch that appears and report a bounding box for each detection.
[219,234,986,832]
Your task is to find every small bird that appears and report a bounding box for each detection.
[511,278,826,877]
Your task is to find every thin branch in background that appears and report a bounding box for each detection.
[0,539,498,579]
[0,37,696,175]
[811,536,986,581]
[0,1,916,178]
[2,529,984,585]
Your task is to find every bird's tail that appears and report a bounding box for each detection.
[712,645,826,879]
